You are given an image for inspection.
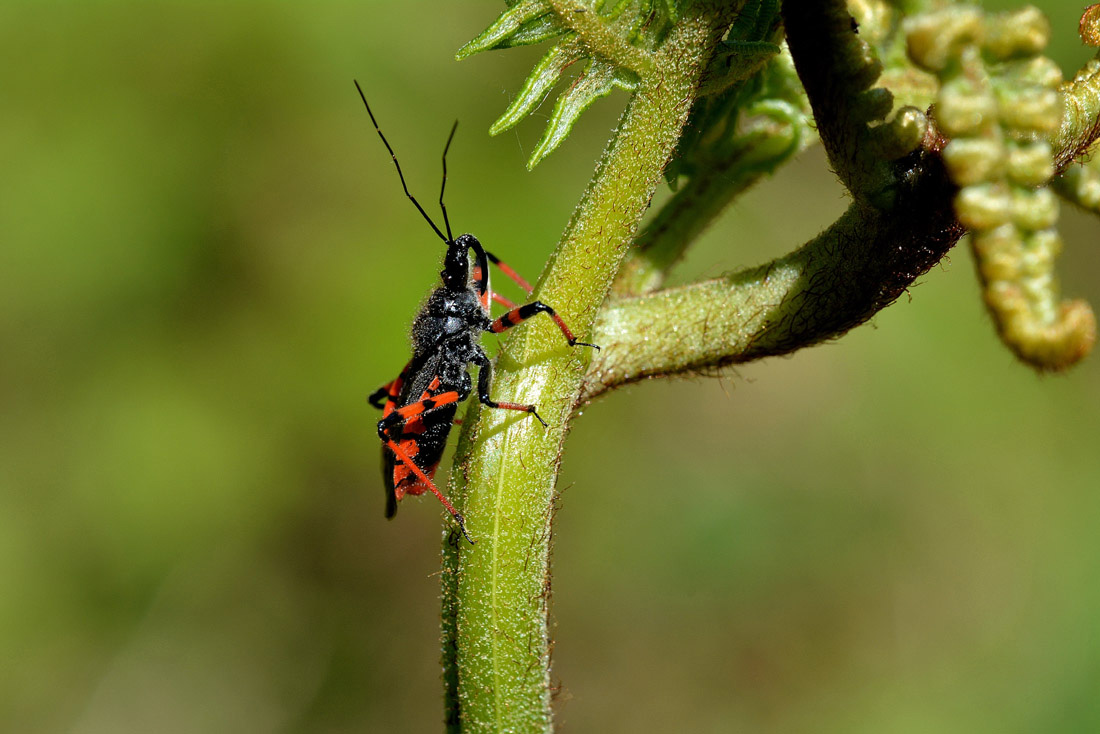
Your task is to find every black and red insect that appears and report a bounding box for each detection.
[357,81,597,544]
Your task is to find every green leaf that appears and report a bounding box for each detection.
[495,13,567,49]
[456,0,559,59]
[527,58,637,168]
[489,37,583,136]
[460,0,677,165]
[696,0,781,97]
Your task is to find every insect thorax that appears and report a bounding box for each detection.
[411,288,486,348]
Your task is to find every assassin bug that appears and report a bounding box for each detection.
[357,81,598,545]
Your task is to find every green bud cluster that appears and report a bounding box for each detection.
[907,5,1096,370]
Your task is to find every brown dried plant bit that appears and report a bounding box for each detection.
[1080,4,1100,47]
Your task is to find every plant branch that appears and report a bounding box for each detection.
[588,0,946,398]
[587,4,1100,396]
[582,158,963,400]
[437,2,1100,731]
[782,0,903,204]
[440,4,737,732]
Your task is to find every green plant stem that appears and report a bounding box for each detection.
[583,180,963,400]
[440,5,736,733]
[783,0,897,202]
[546,0,655,75]
[437,5,1100,733]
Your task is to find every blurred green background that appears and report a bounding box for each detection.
[3,1,1100,732]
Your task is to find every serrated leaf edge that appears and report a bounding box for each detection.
[527,59,637,168]
[457,0,553,60]
[490,37,584,136]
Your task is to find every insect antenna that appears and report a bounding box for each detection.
[354,80,449,244]
[439,120,458,243]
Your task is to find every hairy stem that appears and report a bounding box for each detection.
[783,0,897,203]
[440,5,736,732]
[546,0,655,74]
[1056,54,1100,169]
[437,3,1100,731]
[587,7,1100,395]
[583,156,963,399]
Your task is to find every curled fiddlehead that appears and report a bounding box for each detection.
[907,5,1097,370]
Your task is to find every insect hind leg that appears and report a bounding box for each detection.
[383,437,473,544]
[377,387,473,543]
[472,351,549,427]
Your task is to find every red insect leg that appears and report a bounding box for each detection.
[383,437,471,544]
[491,292,518,310]
[488,302,599,349]
[378,388,472,542]
[485,250,533,293]
[471,261,516,309]
[472,261,491,310]
[473,246,533,311]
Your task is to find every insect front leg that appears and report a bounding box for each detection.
[484,249,533,293]
[468,237,530,311]
[472,350,548,427]
[470,258,518,310]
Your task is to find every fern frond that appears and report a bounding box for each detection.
[459,0,678,167]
